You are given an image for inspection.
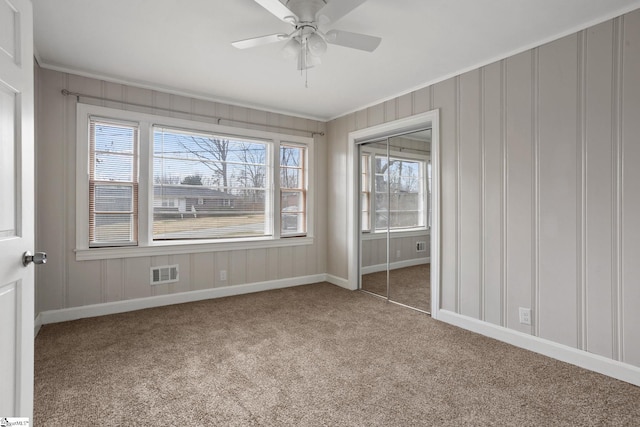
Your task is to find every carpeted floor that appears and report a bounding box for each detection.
[35,283,640,426]
[362,263,430,311]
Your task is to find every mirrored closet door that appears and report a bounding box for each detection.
[359,129,431,313]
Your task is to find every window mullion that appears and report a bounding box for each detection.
[368,153,374,231]
[273,139,281,239]
[138,122,152,246]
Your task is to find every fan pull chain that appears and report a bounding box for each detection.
[302,37,309,88]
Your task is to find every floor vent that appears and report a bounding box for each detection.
[416,241,427,252]
[150,265,179,285]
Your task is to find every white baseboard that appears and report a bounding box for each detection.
[34,313,42,337]
[437,309,640,387]
[361,257,429,275]
[325,274,352,290]
[38,274,327,327]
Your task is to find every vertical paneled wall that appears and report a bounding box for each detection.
[327,9,640,368]
[621,11,640,366]
[35,69,327,314]
[537,34,579,347]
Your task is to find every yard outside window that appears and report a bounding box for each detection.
[77,104,313,257]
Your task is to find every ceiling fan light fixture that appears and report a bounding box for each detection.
[297,48,321,70]
[282,38,302,59]
[307,32,327,56]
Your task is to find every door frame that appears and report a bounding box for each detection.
[346,110,441,318]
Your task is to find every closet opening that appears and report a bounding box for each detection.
[346,111,440,317]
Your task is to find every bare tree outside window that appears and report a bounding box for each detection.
[152,127,269,240]
[172,136,230,192]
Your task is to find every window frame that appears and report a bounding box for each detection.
[279,142,308,237]
[88,117,140,248]
[76,103,314,261]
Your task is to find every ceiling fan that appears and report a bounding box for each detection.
[232,0,382,71]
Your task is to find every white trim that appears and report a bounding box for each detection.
[325,274,352,290]
[361,257,429,275]
[361,144,429,161]
[430,110,441,318]
[76,236,315,261]
[361,229,430,241]
[437,310,640,387]
[34,313,42,337]
[38,274,327,325]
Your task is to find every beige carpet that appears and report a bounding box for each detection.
[362,263,430,311]
[35,283,640,426]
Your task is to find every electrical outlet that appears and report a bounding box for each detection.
[396,249,401,258]
[519,307,531,325]
[220,270,227,281]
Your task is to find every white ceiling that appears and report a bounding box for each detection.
[33,0,640,121]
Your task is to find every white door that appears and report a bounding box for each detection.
[0,0,35,420]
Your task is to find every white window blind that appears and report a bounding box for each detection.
[89,118,138,246]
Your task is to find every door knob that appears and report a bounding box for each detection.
[23,251,47,266]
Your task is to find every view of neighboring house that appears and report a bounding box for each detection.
[153,185,238,217]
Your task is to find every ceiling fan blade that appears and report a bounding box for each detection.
[325,29,381,52]
[316,0,367,25]
[253,0,298,23]
[232,33,289,49]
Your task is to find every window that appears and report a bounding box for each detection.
[361,150,428,232]
[89,118,138,247]
[280,144,306,236]
[153,126,270,240]
[76,104,313,258]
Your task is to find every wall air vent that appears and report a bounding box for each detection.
[150,265,179,285]
[416,241,427,252]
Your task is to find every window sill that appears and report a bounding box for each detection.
[361,229,429,241]
[75,236,314,261]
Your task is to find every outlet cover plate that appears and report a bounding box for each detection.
[519,307,531,325]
